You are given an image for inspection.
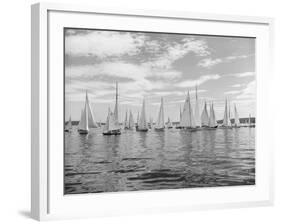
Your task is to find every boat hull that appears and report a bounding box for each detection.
[78,129,89,134]
[136,128,148,132]
[155,127,165,131]
[103,129,121,135]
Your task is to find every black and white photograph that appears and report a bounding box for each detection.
[64,28,255,194]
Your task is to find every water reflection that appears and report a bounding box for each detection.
[65,127,255,194]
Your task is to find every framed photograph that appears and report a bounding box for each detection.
[31,2,274,221]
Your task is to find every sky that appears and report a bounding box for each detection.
[64,28,255,123]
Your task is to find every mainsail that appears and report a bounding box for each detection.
[128,110,135,129]
[208,103,217,128]
[149,117,153,129]
[65,116,72,131]
[124,110,129,129]
[222,99,231,127]
[180,91,196,128]
[155,97,165,129]
[78,102,89,132]
[201,101,209,127]
[138,98,148,130]
[85,92,98,128]
[194,86,201,127]
[113,82,119,127]
[103,107,111,132]
[234,104,240,127]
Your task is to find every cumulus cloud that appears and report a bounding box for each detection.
[198,54,251,68]
[65,30,146,58]
[177,74,221,88]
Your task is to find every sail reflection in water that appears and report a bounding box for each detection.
[64,127,255,194]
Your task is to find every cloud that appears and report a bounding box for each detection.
[198,54,252,68]
[232,72,255,77]
[236,80,255,99]
[177,74,221,88]
[65,31,146,58]
[224,90,241,95]
[231,84,242,88]
[145,37,209,69]
[197,58,222,68]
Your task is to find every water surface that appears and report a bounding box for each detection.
[64,126,255,194]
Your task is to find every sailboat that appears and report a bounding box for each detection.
[166,117,173,129]
[136,111,139,129]
[180,91,196,130]
[136,98,148,132]
[65,116,72,132]
[78,91,98,134]
[128,110,135,130]
[176,106,182,129]
[201,101,209,128]
[194,85,201,128]
[149,117,153,129]
[207,103,218,129]
[233,104,241,128]
[221,99,232,128]
[155,97,165,131]
[103,82,121,135]
[124,110,130,129]
[248,114,255,128]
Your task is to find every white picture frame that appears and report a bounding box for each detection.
[31,2,274,221]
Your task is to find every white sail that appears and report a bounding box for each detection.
[124,110,129,129]
[103,107,111,132]
[128,110,135,129]
[194,85,201,127]
[222,99,231,126]
[201,101,209,127]
[138,98,148,130]
[149,117,153,129]
[180,91,196,128]
[65,116,72,130]
[85,92,98,128]
[208,103,217,128]
[155,97,165,129]
[78,103,89,131]
[136,111,140,127]
[113,82,120,129]
[234,104,240,126]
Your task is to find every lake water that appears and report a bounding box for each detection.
[64,126,255,194]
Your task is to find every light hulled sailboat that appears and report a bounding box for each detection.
[194,86,201,128]
[180,91,196,130]
[201,101,209,128]
[128,110,135,130]
[103,83,121,135]
[65,116,72,132]
[124,110,130,129]
[136,98,148,132]
[78,91,98,134]
[221,99,232,128]
[208,103,218,129]
[149,117,153,129]
[233,104,240,128]
[155,97,165,131]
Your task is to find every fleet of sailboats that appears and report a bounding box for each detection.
[65,83,254,135]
